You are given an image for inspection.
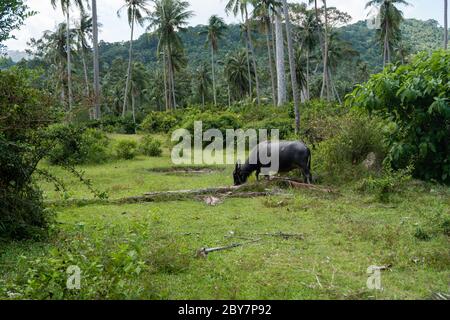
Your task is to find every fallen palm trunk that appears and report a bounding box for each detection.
[269,177,335,193]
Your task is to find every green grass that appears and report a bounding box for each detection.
[0,135,449,300]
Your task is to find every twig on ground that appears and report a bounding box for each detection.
[196,238,262,258]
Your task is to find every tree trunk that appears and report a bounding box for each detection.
[168,43,177,109]
[162,50,170,111]
[131,90,137,132]
[321,0,330,101]
[211,44,217,105]
[384,3,390,66]
[445,0,448,49]
[328,67,341,104]
[245,9,261,106]
[92,0,101,120]
[282,0,300,135]
[245,36,253,99]
[81,50,92,119]
[81,51,90,97]
[66,11,73,111]
[123,10,135,117]
[306,50,310,101]
[274,8,286,106]
[266,20,277,107]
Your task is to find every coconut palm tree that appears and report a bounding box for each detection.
[274,5,286,106]
[195,64,212,107]
[239,22,253,99]
[33,23,74,108]
[75,12,92,100]
[252,0,281,107]
[226,0,261,106]
[281,0,301,135]
[91,0,101,119]
[297,8,318,101]
[200,15,227,106]
[366,0,410,66]
[51,0,87,111]
[224,49,254,101]
[129,62,149,128]
[117,0,151,117]
[445,0,448,50]
[148,0,193,110]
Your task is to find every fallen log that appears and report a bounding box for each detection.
[268,177,335,194]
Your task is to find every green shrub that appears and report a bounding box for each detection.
[46,124,110,165]
[357,166,413,202]
[347,50,450,184]
[0,68,57,240]
[140,136,163,157]
[314,112,387,183]
[141,112,179,133]
[89,114,137,134]
[245,117,294,140]
[115,140,138,160]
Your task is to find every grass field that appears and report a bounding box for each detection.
[0,135,449,300]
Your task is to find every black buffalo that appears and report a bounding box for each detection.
[233,141,312,185]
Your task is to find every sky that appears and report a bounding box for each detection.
[4,0,447,51]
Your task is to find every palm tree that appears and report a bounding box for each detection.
[366,0,410,66]
[148,0,193,110]
[195,64,212,107]
[51,0,87,112]
[297,8,318,101]
[200,15,227,106]
[308,0,332,100]
[274,5,286,106]
[445,0,448,50]
[226,0,261,106]
[33,23,73,108]
[320,0,331,100]
[129,62,149,128]
[326,32,359,103]
[224,49,254,100]
[239,23,253,99]
[281,0,300,135]
[75,12,92,101]
[91,0,101,119]
[253,0,281,107]
[117,0,151,117]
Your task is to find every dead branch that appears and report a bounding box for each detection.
[268,177,335,193]
[196,238,262,258]
[256,232,305,240]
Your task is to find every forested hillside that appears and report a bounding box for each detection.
[97,18,447,72]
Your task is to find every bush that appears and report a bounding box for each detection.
[314,112,387,183]
[141,112,179,133]
[245,117,294,140]
[347,50,450,184]
[46,124,110,165]
[140,136,163,157]
[357,166,413,202]
[115,140,138,160]
[89,114,137,134]
[0,68,57,240]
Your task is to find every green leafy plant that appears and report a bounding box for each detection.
[139,136,163,157]
[347,50,450,184]
[115,140,138,160]
[46,124,110,165]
